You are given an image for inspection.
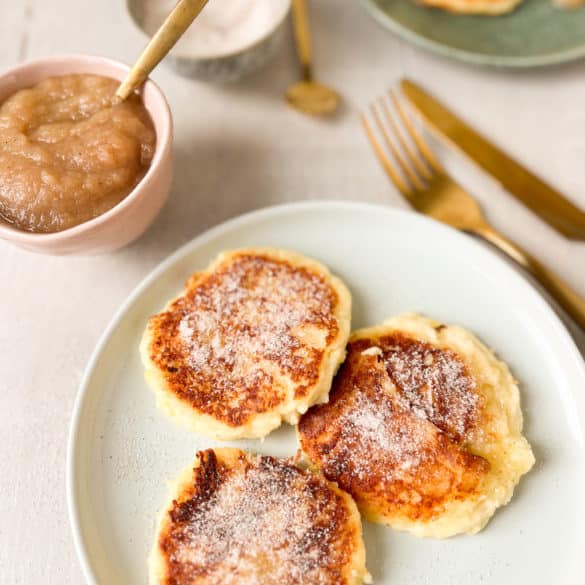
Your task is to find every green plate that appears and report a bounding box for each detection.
[360,0,585,67]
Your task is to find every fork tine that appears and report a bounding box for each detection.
[371,101,426,191]
[380,97,433,182]
[360,112,411,198]
[390,90,441,172]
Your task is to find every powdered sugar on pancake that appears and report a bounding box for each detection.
[298,333,489,524]
[177,254,337,387]
[157,450,363,585]
[381,334,479,442]
[341,386,429,480]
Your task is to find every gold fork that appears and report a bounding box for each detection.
[361,91,585,331]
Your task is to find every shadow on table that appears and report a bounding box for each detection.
[128,133,309,260]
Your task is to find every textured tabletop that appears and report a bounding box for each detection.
[0,0,583,583]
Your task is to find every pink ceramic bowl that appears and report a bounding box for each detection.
[0,55,173,254]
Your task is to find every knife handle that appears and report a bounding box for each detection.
[475,225,585,331]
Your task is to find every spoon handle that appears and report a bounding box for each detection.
[291,0,314,82]
[117,0,209,101]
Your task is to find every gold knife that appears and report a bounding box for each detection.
[401,78,585,241]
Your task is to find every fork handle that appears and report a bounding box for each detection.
[474,225,585,331]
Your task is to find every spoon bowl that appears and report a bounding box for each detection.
[285,80,340,116]
[286,0,340,116]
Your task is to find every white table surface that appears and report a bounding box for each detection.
[0,0,583,582]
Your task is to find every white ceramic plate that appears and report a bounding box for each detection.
[68,201,585,585]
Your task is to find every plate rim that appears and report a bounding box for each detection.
[66,200,585,585]
[359,0,585,68]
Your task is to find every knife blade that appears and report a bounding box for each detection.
[401,78,585,241]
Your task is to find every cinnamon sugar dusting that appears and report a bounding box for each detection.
[298,334,489,522]
[158,450,360,585]
[147,253,340,426]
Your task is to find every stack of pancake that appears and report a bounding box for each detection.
[141,248,534,585]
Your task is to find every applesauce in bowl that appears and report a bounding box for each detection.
[0,74,156,233]
[0,55,172,254]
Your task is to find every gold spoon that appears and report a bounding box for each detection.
[116,0,209,101]
[285,0,340,116]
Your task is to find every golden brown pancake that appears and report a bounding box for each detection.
[417,0,523,15]
[298,314,534,538]
[150,448,370,585]
[141,248,351,440]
